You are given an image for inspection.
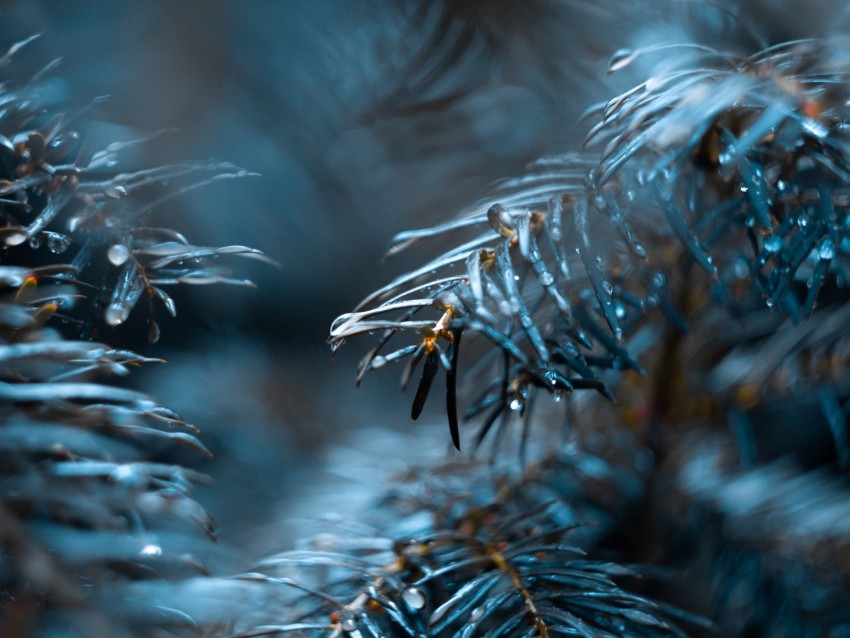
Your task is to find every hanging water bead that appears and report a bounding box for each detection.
[108,244,131,266]
[818,238,836,260]
[4,230,27,246]
[105,184,128,198]
[487,203,515,238]
[105,302,130,326]
[148,320,161,344]
[139,543,162,557]
[45,231,71,254]
[763,235,782,253]
[402,586,426,609]
[106,261,145,326]
[734,258,749,279]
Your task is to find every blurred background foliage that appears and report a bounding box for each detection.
[2,0,850,635]
[0,0,623,558]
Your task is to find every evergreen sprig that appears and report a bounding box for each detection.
[327,22,850,638]
[0,35,266,635]
[235,444,707,638]
[330,35,850,454]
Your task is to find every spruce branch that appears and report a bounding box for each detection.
[236,446,706,638]
[328,18,850,637]
[330,34,850,453]
[0,35,268,635]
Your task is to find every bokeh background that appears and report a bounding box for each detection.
[1,0,846,567]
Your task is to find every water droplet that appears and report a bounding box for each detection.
[114,465,134,480]
[607,48,635,73]
[602,281,614,295]
[4,230,27,246]
[487,203,515,238]
[739,185,749,193]
[614,303,627,319]
[514,275,520,281]
[652,272,666,288]
[509,398,523,412]
[107,244,130,266]
[28,235,41,250]
[371,355,387,369]
[148,320,161,344]
[734,258,749,279]
[469,606,485,622]
[765,297,775,308]
[105,302,130,326]
[797,215,809,228]
[538,272,554,286]
[818,238,836,260]
[763,235,781,253]
[341,617,357,632]
[106,185,128,198]
[140,544,162,557]
[802,118,829,138]
[46,232,70,254]
[402,586,426,609]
